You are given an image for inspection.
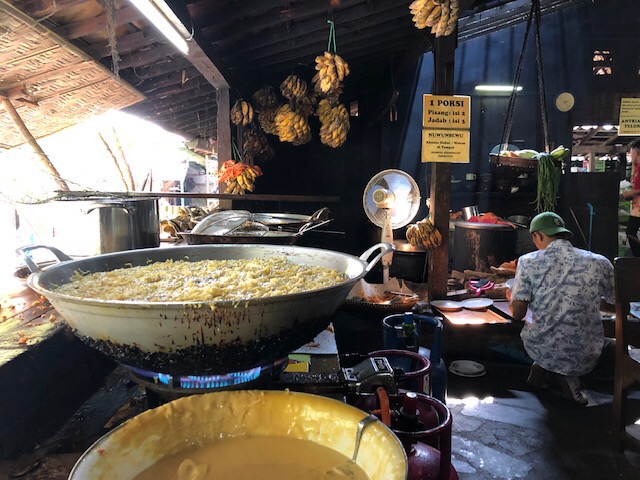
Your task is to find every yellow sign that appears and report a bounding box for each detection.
[421,129,470,163]
[423,94,471,129]
[619,97,640,135]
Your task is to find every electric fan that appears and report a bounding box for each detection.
[363,169,421,284]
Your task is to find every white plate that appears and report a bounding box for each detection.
[430,300,463,311]
[461,298,494,310]
[449,360,486,377]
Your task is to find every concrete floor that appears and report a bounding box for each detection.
[444,358,640,479]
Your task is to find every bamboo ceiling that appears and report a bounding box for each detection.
[0,1,144,149]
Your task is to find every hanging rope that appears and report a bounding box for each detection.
[104,0,120,77]
[500,0,550,153]
[533,0,550,153]
[326,20,337,53]
[500,1,534,153]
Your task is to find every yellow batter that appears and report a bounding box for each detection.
[54,257,346,302]
[133,436,368,480]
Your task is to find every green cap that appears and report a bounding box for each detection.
[529,211,572,237]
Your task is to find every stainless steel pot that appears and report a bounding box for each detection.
[87,197,160,253]
[18,243,392,374]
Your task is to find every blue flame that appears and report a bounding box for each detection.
[179,367,262,389]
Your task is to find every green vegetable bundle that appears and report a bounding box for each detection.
[534,153,560,212]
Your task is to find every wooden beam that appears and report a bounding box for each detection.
[86,29,163,60]
[53,6,145,40]
[216,87,232,209]
[214,3,411,56]
[0,94,69,191]
[135,67,201,93]
[121,56,193,85]
[11,0,86,18]
[427,32,457,300]
[165,1,231,89]
[117,44,177,70]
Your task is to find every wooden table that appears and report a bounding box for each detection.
[0,272,114,461]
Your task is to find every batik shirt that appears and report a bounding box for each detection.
[510,239,615,376]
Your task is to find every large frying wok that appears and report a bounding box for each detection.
[19,243,392,374]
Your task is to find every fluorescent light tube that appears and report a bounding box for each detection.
[474,85,523,92]
[130,0,189,54]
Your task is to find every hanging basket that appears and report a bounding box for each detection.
[489,153,538,169]
[489,153,562,170]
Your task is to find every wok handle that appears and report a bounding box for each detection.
[15,245,73,273]
[359,242,395,272]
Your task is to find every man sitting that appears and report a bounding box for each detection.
[508,212,615,405]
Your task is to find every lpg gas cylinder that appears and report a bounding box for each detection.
[392,392,459,480]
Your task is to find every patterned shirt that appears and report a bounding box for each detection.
[511,239,615,376]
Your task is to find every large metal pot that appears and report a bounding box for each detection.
[19,243,392,374]
[87,197,160,253]
[70,390,408,479]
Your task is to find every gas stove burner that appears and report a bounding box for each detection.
[124,359,289,403]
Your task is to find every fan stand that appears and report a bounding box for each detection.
[361,169,421,290]
[373,188,395,285]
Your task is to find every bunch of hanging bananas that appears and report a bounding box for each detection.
[243,129,272,163]
[291,92,318,118]
[316,98,333,124]
[219,160,263,195]
[405,217,443,250]
[318,102,349,148]
[252,86,280,135]
[230,99,254,126]
[274,103,312,145]
[409,0,459,37]
[227,166,261,194]
[313,51,349,95]
[280,75,308,100]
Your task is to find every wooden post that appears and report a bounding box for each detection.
[427,33,457,300]
[216,87,232,209]
[0,95,70,192]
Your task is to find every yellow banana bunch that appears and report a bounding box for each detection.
[280,74,308,100]
[220,161,263,195]
[316,98,333,124]
[319,103,349,148]
[230,99,254,126]
[234,170,255,193]
[406,218,443,250]
[409,0,459,37]
[313,51,349,95]
[274,103,312,146]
